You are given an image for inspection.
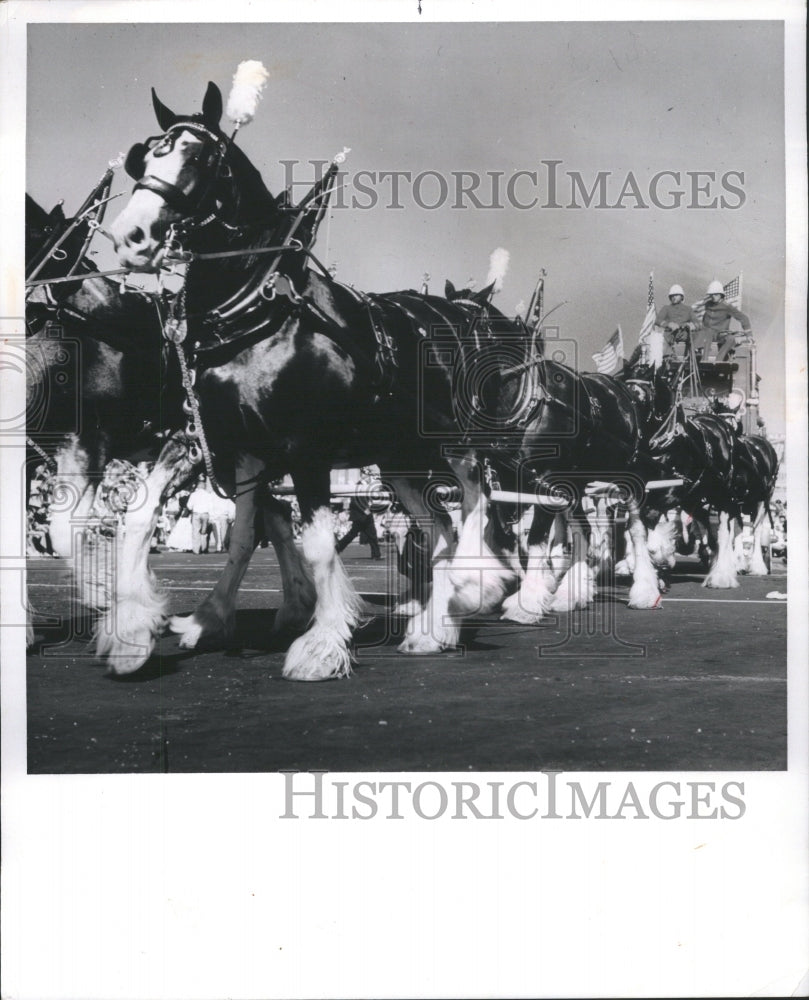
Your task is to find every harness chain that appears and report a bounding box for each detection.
[159,290,233,500]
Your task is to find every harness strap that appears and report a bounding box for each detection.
[339,286,399,397]
[134,175,204,216]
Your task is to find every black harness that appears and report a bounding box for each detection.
[125,122,230,219]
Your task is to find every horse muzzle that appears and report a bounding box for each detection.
[110,190,172,272]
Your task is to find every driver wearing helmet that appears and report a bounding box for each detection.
[654,284,696,354]
[695,279,752,361]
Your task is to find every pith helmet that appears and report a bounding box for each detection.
[707,279,725,296]
[668,284,685,297]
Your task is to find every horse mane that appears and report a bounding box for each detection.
[220,140,279,227]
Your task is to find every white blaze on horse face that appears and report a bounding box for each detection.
[111,130,205,271]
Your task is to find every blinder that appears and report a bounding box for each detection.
[124,142,149,180]
[123,123,231,219]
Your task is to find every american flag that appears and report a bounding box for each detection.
[592,327,624,374]
[692,274,742,324]
[637,272,656,345]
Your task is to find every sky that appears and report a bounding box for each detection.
[26,20,787,433]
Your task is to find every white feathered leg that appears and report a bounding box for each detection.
[448,485,517,617]
[646,516,677,591]
[550,514,595,612]
[626,500,663,609]
[747,503,770,576]
[99,435,197,673]
[385,473,462,653]
[283,507,366,680]
[502,508,560,622]
[501,541,556,622]
[703,510,740,589]
[614,515,634,579]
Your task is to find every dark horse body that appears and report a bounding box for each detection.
[26,195,172,471]
[25,194,181,615]
[448,354,668,623]
[108,81,529,678]
[648,407,778,586]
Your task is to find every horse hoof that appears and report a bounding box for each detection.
[98,633,154,675]
[397,634,447,654]
[500,606,544,625]
[283,627,352,681]
[550,564,595,611]
[96,597,166,673]
[170,615,205,649]
[627,579,663,609]
[702,575,740,590]
[171,615,203,649]
[501,584,554,623]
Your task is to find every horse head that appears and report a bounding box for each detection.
[111,81,275,271]
[25,194,96,282]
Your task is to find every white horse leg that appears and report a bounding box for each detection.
[626,500,663,609]
[614,513,635,578]
[448,467,518,617]
[594,497,615,583]
[582,496,601,560]
[283,506,366,680]
[171,453,267,648]
[646,517,678,591]
[747,503,770,576]
[703,510,740,589]
[98,435,197,673]
[384,475,461,654]
[548,512,571,577]
[502,507,560,622]
[501,541,555,622]
[733,519,749,573]
[551,513,596,612]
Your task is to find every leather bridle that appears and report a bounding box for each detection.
[126,122,230,222]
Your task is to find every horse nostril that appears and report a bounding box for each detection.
[127,226,146,248]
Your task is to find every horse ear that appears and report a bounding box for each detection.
[48,203,66,225]
[202,82,223,128]
[151,88,178,131]
[475,281,495,303]
[445,280,456,298]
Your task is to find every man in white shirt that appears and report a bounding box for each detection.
[186,477,214,554]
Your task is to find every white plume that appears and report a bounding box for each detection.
[486,247,510,292]
[226,60,270,128]
[515,299,525,316]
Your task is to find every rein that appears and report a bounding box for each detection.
[26,168,120,284]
